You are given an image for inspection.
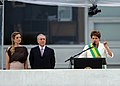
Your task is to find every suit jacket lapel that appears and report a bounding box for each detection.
[36,46,41,57]
[43,46,47,57]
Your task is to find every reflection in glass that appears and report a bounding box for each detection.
[4,1,85,45]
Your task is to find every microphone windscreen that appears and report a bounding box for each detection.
[93,42,96,47]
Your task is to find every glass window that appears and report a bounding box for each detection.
[4,1,85,45]
[58,6,72,21]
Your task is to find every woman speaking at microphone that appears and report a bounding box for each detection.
[78,30,114,58]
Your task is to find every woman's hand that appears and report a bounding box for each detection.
[103,41,113,57]
[103,41,108,48]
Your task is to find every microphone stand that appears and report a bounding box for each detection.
[65,46,94,69]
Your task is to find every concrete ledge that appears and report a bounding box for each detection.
[0,69,120,86]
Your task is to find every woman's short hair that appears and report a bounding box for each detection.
[90,30,101,39]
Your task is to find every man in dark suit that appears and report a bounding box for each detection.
[29,34,55,69]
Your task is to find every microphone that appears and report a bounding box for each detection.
[92,42,96,47]
[65,43,95,62]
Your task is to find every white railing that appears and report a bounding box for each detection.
[0,69,120,86]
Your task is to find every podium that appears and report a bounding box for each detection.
[74,58,106,69]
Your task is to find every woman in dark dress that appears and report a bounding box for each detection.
[6,32,28,70]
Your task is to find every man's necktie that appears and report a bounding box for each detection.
[41,48,44,56]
